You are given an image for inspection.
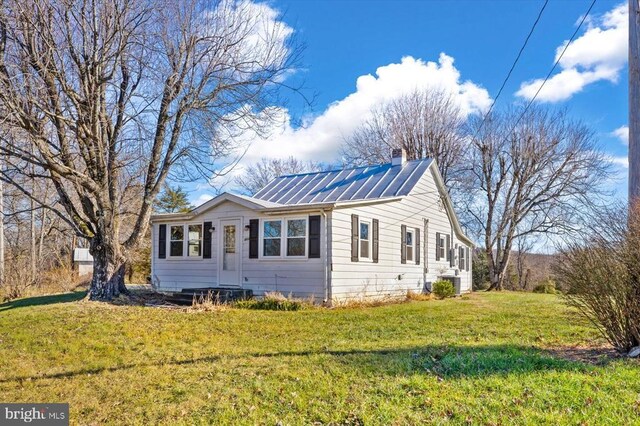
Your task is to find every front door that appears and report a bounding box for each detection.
[219,219,241,286]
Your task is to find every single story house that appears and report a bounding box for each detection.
[150,149,473,302]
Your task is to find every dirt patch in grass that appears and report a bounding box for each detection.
[100,287,169,307]
[545,344,622,365]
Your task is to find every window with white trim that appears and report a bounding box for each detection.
[360,220,371,260]
[170,225,184,257]
[286,218,307,257]
[438,234,446,260]
[263,220,282,257]
[406,229,414,262]
[188,224,202,257]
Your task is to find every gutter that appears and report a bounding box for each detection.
[258,203,336,215]
[151,196,404,221]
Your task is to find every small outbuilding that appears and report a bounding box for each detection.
[150,149,473,303]
[73,248,94,277]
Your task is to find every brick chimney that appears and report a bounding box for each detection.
[391,148,406,166]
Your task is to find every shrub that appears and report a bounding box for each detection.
[532,280,557,294]
[555,202,640,353]
[234,292,310,311]
[432,280,455,299]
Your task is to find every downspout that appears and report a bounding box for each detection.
[321,209,330,305]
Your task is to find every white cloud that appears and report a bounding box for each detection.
[611,125,629,145]
[610,155,629,169]
[196,0,293,81]
[516,3,627,103]
[230,54,491,171]
[194,194,214,205]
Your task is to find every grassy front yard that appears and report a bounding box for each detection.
[0,292,638,425]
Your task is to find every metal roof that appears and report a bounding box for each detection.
[253,158,433,205]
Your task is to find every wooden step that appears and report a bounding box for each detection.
[165,288,253,305]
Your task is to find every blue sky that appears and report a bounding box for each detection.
[192,0,629,204]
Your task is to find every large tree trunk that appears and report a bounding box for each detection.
[486,249,511,291]
[87,236,128,301]
[487,270,505,291]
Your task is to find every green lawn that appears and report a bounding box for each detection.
[0,292,638,425]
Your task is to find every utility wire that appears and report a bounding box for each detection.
[472,0,550,138]
[508,0,597,131]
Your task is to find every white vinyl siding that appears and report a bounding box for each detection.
[329,164,472,300]
[152,201,325,298]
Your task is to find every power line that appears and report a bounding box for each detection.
[472,0,550,138]
[509,0,597,130]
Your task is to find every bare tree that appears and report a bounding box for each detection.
[234,156,323,195]
[463,107,611,291]
[0,0,300,300]
[514,235,534,290]
[341,89,466,186]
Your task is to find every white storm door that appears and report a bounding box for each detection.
[219,219,241,286]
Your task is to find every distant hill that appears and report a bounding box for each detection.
[507,251,559,291]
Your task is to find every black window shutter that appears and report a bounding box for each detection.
[308,215,321,258]
[446,235,451,264]
[372,219,379,263]
[351,214,359,262]
[415,228,420,265]
[401,225,407,264]
[466,247,470,272]
[158,224,166,259]
[203,222,212,259]
[435,232,441,261]
[249,219,259,259]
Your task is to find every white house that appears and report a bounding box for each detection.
[150,150,473,303]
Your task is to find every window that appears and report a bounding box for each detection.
[459,246,465,270]
[360,221,370,260]
[188,225,202,257]
[286,219,307,257]
[170,225,184,257]
[406,230,414,262]
[263,220,282,257]
[260,218,309,258]
[438,234,446,260]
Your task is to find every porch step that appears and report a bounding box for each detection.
[165,288,253,305]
